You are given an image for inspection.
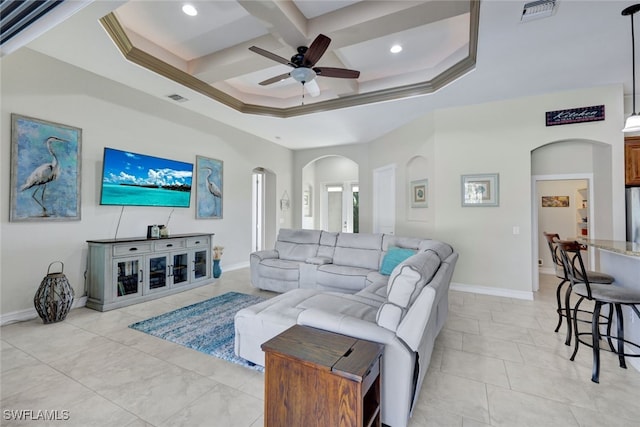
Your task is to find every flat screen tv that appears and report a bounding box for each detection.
[100,147,193,207]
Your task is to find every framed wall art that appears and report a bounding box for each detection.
[10,114,82,222]
[196,155,223,219]
[410,179,428,208]
[303,186,312,217]
[461,173,499,207]
[541,196,570,207]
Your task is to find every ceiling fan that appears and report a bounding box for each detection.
[249,34,360,97]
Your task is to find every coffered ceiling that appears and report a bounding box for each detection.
[103,0,476,116]
[7,1,636,149]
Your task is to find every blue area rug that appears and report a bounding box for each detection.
[129,292,266,372]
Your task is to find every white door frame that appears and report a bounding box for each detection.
[531,173,594,292]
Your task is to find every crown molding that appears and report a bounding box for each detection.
[99,0,479,118]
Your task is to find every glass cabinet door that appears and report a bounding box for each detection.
[172,253,189,286]
[116,258,142,298]
[192,249,208,281]
[148,255,168,290]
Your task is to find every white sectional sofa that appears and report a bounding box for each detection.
[250,228,439,293]
[236,229,458,427]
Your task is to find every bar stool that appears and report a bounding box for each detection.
[543,232,614,345]
[558,240,640,383]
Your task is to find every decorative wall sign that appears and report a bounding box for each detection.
[541,196,570,207]
[196,155,223,219]
[10,114,82,221]
[545,105,605,126]
[462,173,499,207]
[410,179,428,208]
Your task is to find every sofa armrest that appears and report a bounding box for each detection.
[297,308,397,345]
[250,249,279,261]
[305,256,332,265]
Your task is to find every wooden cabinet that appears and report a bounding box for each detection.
[626,136,640,186]
[86,233,213,311]
[261,325,383,427]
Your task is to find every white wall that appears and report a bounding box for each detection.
[1,49,293,316]
[293,85,624,297]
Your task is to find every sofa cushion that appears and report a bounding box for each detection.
[257,258,301,281]
[386,251,441,308]
[316,264,372,291]
[382,235,425,251]
[376,302,404,331]
[418,240,453,261]
[274,229,321,262]
[356,281,387,304]
[380,246,417,275]
[317,231,338,259]
[296,293,379,322]
[333,233,383,270]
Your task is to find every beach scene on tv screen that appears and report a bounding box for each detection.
[101,148,193,207]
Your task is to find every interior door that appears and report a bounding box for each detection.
[373,164,396,234]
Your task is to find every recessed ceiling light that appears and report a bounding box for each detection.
[182,4,198,16]
[390,44,403,54]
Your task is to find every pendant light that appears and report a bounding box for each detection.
[623,4,640,132]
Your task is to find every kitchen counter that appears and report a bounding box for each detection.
[578,238,640,372]
[577,238,640,257]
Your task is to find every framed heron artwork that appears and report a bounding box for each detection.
[10,114,82,222]
[196,155,223,219]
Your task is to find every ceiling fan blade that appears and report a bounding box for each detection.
[249,46,293,66]
[314,67,360,79]
[303,34,331,67]
[259,73,291,86]
[305,80,320,97]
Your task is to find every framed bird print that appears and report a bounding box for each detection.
[195,155,223,219]
[10,114,82,222]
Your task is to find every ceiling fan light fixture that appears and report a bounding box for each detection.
[182,4,198,17]
[290,67,316,84]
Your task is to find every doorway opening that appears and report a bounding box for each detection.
[323,183,359,232]
[302,155,359,232]
[252,169,265,252]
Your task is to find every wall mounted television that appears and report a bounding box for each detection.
[100,147,193,207]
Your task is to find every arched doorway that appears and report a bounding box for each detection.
[530,139,612,291]
[302,155,359,232]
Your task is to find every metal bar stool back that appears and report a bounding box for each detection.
[543,232,613,345]
[558,240,640,383]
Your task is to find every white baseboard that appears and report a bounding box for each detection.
[538,266,555,276]
[1,296,87,326]
[220,261,250,272]
[450,282,534,301]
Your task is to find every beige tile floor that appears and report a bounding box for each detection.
[2,270,640,427]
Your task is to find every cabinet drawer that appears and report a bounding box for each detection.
[153,239,186,251]
[187,236,209,247]
[113,243,152,256]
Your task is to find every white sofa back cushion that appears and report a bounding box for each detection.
[317,231,338,259]
[274,229,321,261]
[333,233,383,270]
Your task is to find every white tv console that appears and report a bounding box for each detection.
[86,233,214,311]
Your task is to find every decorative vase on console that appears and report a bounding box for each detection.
[213,245,224,278]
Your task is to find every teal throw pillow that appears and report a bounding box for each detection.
[380,247,416,275]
